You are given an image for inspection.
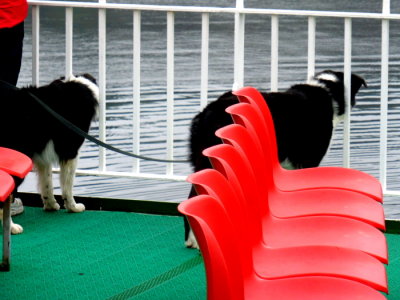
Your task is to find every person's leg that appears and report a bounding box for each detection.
[0,21,24,85]
[0,22,25,215]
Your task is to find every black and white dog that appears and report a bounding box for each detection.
[185,70,367,248]
[0,74,99,234]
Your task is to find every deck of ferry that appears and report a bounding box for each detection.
[0,194,398,300]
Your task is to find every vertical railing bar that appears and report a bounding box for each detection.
[307,16,316,81]
[200,12,209,110]
[380,0,390,190]
[232,0,245,91]
[166,11,175,175]
[98,2,107,171]
[32,5,40,86]
[132,10,141,173]
[270,15,279,92]
[383,0,391,15]
[65,7,73,79]
[343,18,352,168]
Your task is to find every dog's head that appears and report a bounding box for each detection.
[312,70,367,126]
[50,73,99,103]
[47,74,99,120]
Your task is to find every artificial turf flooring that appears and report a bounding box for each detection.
[0,206,398,299]
[0,207,205,300]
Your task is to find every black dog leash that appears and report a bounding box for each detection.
[0,80,190,164]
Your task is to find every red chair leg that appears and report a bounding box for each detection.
[1,195,12,271]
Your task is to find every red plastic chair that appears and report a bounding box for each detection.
[0,169,16,272]
[188,167,388,292]
[0,170,15,202]
[0,147,33,271]
[215,122,385,230]
[232,86,383,202]
[0,147,33,178]
[197,142,388,263]
[179,195,387,300]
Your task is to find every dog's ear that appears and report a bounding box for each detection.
[81,73,97,85]
[352,73,367,89]
[49,79,64,87]
[350,73,367,107]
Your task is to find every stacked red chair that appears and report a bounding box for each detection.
[215,123,385,230]
[232,86,383,202]
[0,147,33,271]
[179,195,387,300]
[179,87,388,299]
[188,167,387,292]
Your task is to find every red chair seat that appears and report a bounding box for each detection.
[263,214,387,263]
[0,147,33,178]
[276,166,383,200]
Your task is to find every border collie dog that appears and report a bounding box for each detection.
[0,74,99,234]
[185,70,367,248]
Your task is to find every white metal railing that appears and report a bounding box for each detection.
[27,0,399,197]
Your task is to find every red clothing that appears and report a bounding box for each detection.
[0,0,28,28]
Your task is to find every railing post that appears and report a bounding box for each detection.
[31,5,40,86]
[379,0,390,190]
[133,10,141,173]
[65,7,73,79]
[232,0,245,91]
[200,12,209,110]
[98,0,107,171]
[166,11,175,175]
[270,15,279,92]
[343,18,352,168]
[307,16,316,81]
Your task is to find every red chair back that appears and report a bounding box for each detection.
[202,144,266,235]
[215,124,275,197]
[226,101,282,170]
[188,169,249,238]
[226,102,271,161]
[178,195,247,300]
[233,87,279,160]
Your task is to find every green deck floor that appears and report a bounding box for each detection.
[0,207,398,299]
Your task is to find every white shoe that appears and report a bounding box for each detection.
[11,198,24,216]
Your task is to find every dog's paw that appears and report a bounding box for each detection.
[66,203,85,213]
[43,201,60,211]
[11,223,23,235]
[185,231,199,249]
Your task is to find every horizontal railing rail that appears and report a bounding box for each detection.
[28,1,400,19]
